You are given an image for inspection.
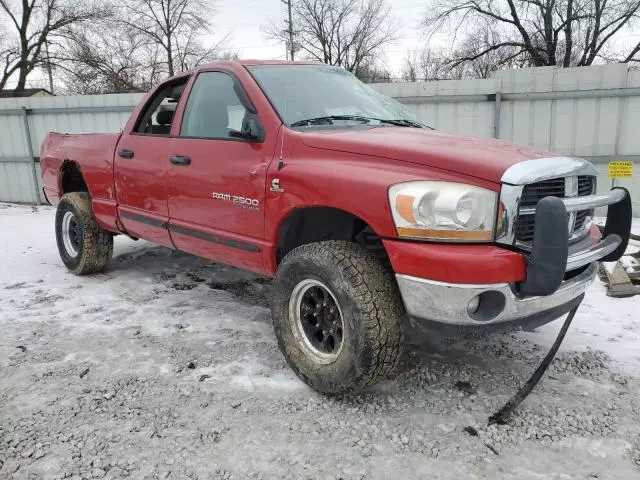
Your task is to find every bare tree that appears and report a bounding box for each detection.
[55,23,165,94]
[0,23,19,89]
[401,50,420,82]
[0,0,108,92]
[266,0,398,77]
[401,47,466,80]
[356,61,392,83]
[445,25,529,77]
[56,0,234,94]
[424,0,640,72]
[119,0,225,78]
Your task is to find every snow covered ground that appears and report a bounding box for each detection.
[1,204,640,480]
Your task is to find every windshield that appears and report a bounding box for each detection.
[248,65,425,128]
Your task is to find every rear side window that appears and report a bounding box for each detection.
[134,79,188,135]
[180,72,249,139]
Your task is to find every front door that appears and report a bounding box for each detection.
[166,71,275,273]
[115,78,189,248]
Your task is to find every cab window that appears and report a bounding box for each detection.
[134,79,188,135]
[180,72,249,139]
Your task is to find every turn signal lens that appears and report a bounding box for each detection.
[395,194,416,223]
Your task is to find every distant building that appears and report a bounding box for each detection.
[0,88,53,98]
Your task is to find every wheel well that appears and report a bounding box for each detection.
[59,160,88,195]
[276,207,390,267]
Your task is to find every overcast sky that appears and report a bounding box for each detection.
[6,0,425,90]
[213,0,430,77]
[12,0,640,90]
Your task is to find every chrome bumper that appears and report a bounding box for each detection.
[567,234,621,270]
[561,188,628,270]
[396,262,597,327]
[519,188,627,216]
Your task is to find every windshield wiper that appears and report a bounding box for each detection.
[290,115,372,127]
[378,118,431,129]
[290,115,430,128]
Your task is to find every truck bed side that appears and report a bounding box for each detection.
[40,132,122,232]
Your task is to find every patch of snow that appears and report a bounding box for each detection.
[1,204,639,479]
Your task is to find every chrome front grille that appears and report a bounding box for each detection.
[578,176,595,196]
[520,178,565,208]
[516,175,595,244]
[497,157,626,273]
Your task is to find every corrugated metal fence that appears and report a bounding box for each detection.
[0,93,141,203]
[375,64,640,215]
[0,64,637,215]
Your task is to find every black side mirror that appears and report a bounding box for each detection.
[229,114,265,142]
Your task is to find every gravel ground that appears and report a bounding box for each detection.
[1,205,640,480]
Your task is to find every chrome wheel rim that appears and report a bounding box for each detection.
[288,279,344,364]
[61,211,80,258]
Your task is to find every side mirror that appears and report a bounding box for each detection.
[229,115,265,142]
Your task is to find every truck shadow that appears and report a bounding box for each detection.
[108,243,272,310]
[399,317,549,374]
[107,241,590,391]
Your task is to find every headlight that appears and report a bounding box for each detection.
[389,181,498,241]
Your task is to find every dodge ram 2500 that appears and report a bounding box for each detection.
[40,60,632,394]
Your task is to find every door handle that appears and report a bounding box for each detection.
[170,155,191,166]
[118,149,134,159]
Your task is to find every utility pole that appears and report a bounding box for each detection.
[45,40,54,94]
[282,0,294,61]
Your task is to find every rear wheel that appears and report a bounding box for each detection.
[55,192,113,275]
[272,241,404,394]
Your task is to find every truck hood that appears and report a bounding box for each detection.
[300,127,552,184]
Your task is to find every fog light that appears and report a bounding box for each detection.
[467,295,480,315]
[467,291,506,322]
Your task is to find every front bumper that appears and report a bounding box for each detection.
[397,262,597,328]
[392,186,632,329]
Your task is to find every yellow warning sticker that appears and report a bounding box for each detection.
[608,161,633,178]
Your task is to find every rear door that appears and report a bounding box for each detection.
[114,77,189,247]
[166,70,276,273]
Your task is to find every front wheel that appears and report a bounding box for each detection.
[55,192,113,275]
[272,241,404,394]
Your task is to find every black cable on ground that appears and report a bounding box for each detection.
[488,300,582,426]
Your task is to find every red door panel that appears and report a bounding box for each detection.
[165,70,278,273]
[113,76,190,248]
[166,138,271,272]
[114,134,174,248]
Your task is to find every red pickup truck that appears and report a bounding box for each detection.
[40,60,632,394]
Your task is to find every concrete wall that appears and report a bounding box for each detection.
[0,64,637,215]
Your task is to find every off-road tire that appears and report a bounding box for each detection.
[272,241,404,394]
[55,192,113,275]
